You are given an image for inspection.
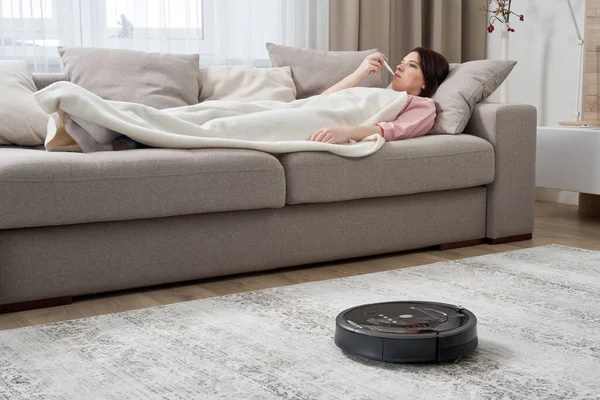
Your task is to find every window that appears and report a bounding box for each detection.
[106,0,203,33]
[0,0,61,71]
[1,0,213,70]
[99,0,211,54]
[1,0,53,18]
[1,0,327,72]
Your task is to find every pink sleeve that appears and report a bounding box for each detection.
[376,96,436,142]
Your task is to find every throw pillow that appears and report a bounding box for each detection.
[0,61,49,146]
[57,46,201,109]
[199,66,296,102]
[430,59,517,134]
[266,42,384,99]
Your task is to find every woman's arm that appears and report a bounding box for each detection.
[376,96,436,141]
[322,52,387,95]
[321,73,364,95]
[310,97,436,144]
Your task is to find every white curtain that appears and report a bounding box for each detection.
[0,0,329,72]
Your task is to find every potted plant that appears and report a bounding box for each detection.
[484,0,524,36]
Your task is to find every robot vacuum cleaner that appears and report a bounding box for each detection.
[334,301,478,363]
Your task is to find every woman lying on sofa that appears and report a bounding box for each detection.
[112,47,448,150]
[310,47,449,144]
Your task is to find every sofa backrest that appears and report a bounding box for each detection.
[33,73,66,90]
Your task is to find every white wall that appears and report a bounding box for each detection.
[485,0,586,206]
[485,0,585,127]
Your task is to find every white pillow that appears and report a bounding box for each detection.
[199,66,296,102]
[0,61,49,146]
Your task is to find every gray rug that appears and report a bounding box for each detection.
[1,245,599,399]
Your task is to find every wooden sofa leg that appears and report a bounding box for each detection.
[438,238,485,251]
[0,296,72,314]
[486,233,533,245]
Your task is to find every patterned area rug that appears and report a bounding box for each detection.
[1,245,599,399]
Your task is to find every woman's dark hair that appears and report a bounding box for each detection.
[411,47,449,98]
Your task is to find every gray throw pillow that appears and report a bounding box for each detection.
[0,61,49,146]
[58,46,200,109]
[266,43,384,99]
[430,59,517,134]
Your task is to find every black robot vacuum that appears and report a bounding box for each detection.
[334,301,478,363]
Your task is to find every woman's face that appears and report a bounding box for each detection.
[391,52,426,96]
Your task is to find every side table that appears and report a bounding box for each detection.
[536,127,600,217]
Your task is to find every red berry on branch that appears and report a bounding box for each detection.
[520,14,524,21]
[488,24,495,33]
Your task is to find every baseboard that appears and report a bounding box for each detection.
[535,188,579,205]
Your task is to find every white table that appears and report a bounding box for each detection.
[536,127,600,194]
[536,127,600,216]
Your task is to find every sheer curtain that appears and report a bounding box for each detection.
[0,0,329,72]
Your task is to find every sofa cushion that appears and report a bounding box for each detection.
[199,66,296,102]
[430,60,516,134]
[57,47,201,109]
[32,73,65,90]
[266,43,384,99]
[0,148,285,230]
[0,61,50,146]
[279,134,494,204]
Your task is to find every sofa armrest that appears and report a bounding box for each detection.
[465,103,537,240]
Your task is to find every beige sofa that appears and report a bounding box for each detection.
[0,74,537,313]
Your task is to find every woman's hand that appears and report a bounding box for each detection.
[310,126,384,144]
[310,127,355,144]
[353,52,388,80]
[322,52,388,94]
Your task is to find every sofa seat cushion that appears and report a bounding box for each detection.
[0,148,285,229]
[279,134,494,204]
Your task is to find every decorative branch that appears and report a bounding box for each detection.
[481,0,524,33]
